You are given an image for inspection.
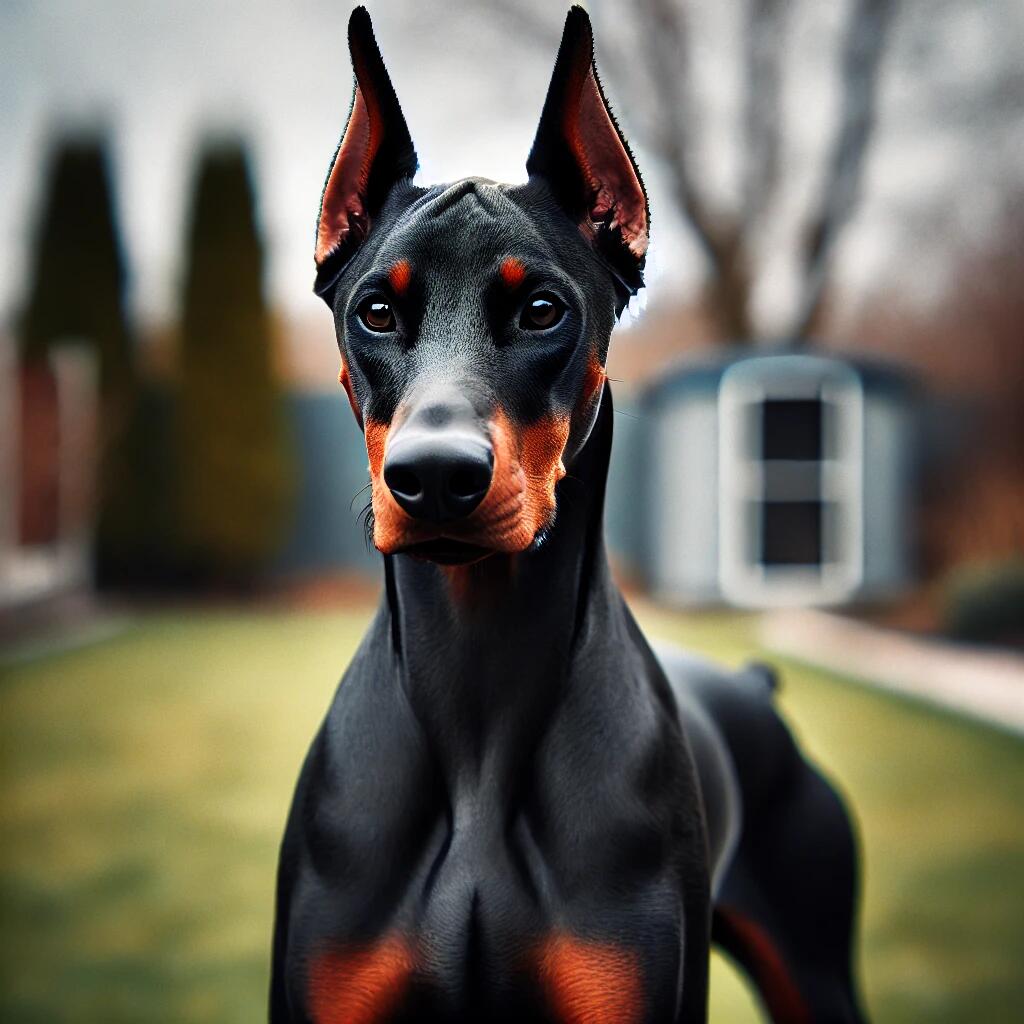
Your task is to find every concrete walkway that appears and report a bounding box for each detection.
[0,592,130,669]
[759,609,1024,737]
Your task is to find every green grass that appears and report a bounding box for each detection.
[1,601,1022,1022]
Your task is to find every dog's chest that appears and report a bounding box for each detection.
[294,646,692,1022]
[303,700,688,1019]
[304,772,679,1024]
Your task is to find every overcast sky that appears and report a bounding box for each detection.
[2,0,1022,334]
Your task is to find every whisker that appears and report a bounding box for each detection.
[357,500,375,552]
[349,480,373,513]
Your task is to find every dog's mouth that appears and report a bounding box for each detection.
[400,538,496,566]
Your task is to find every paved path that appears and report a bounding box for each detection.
[0,592,129,669]
[759,609,1024,737]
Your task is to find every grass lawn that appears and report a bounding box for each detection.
[1,599,1022,1022]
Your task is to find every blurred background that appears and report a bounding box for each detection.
[1,1,1022,1021]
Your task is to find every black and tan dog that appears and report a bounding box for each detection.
[270,8,867,1023]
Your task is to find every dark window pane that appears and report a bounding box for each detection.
[761,501,822,565]
[821,500,841,564]
[761,399,822,460]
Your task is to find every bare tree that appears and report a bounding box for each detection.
[792,0,895,337]
[463,0,894,343]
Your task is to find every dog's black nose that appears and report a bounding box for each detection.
[384,433,494,523]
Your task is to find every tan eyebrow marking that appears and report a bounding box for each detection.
[388,259,412,295]
[500,257,526,289]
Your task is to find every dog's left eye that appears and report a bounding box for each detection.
[358,296,396,333]
[520,293,565,331]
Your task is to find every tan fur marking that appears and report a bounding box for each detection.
[500,257,527,289]
[536,932,644,1024]
[364,408,570,556]
[339,358,362,424]
[388,259,411,295]
[308,936,415,1024]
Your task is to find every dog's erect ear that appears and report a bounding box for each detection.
[315,7,417,290]
[527,6,648,296]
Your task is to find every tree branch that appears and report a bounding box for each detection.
[791,0,895,339]
[631,0,742,282]
[742,0,788,227]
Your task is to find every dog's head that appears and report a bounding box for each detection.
[315,6,648,565]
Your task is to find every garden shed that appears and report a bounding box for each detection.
[628,349,917,607]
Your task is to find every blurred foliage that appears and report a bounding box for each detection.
[19,135,132,400]
[0,605,1021,1022]
[942,559,1024,648]
[101,383,180,587]
[17,133,159,585]
[17,133,299,588]
[176,140,295,582]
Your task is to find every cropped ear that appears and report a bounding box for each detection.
[315,6,417,294]
[527,6,649,297]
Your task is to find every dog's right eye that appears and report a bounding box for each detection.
[520,293,565,331]
[357,296,396,333]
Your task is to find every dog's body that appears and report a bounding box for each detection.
[271,9,866,1022]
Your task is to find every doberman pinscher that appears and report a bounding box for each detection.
[270,7,867,1022]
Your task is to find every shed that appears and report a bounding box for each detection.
[631,348,917,607]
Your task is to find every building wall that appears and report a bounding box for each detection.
[273,393,378,578]
[650,394,720,602]
[861,393,914,594]
[604,394,649,580]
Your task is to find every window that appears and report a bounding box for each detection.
[759,499,823,566]
[760,399,823,461]
[718,357,863,607]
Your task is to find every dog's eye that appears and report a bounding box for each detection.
[520,293,565,331]
[358,296,396,333]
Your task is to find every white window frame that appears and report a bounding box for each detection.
[717,355,863,608]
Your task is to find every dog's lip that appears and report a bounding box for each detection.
[399,538,496,566]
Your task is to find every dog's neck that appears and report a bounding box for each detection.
[380,390,619,790]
